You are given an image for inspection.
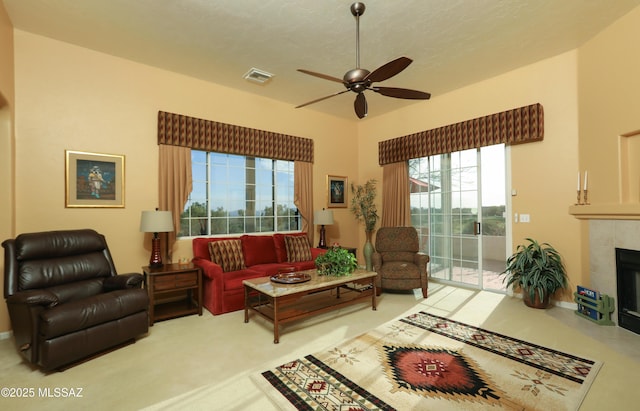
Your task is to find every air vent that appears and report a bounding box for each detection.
[243,68,274,84]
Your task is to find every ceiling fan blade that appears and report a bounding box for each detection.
[354,92,368,119]
[297,69,344,84]
[373,87,431,100]
[365,57,413,83]
[295,89,350,109]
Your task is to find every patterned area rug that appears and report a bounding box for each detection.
[254,311,602,410]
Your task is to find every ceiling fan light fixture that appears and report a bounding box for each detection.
[243,67,274,84]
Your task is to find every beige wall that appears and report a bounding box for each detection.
[576,6,640,299]
[578,6,640,206]
[0,1,15,334]
[358,51,582,301]
[4,30,360,332]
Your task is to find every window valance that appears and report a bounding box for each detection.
[157,111,314,163]
[378,103,543,165]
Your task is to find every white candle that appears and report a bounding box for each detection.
[577,172,580,191]
[584,171,588,191]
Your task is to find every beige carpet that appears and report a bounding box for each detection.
[139,286,640,411]
[254,311,601,410]
[3,284,634,410]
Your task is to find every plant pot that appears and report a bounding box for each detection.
[522,288,550,309]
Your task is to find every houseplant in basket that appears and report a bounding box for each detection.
[350,179,379,271]
[315,246,358,276]
[500,238,569,308]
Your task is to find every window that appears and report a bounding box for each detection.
[180,151,300,236]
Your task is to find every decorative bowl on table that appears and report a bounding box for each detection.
[270,271,311,284]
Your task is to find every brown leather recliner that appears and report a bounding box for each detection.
[372,227,429,298]
[3,229,149,370]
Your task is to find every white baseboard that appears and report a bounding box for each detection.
[553,299,578,310]
[510,291,578,310]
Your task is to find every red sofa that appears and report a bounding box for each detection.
[192,233,325,315]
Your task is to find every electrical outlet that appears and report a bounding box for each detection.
[520,214,530,223]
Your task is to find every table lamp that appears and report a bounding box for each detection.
[314,209,334,248]
[140,209,174,267]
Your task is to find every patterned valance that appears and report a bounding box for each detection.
[158,111,314,163]
[378,103,544,165]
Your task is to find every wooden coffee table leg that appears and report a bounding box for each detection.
[273,297,280,343]
[372,281,377,310]
[244,285,249,323]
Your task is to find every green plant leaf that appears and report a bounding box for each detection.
[315,247,358,276]
[499,238,568,301]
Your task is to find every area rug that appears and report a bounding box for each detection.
[254,311,602,410]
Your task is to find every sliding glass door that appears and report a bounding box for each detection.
[410,144,507,290]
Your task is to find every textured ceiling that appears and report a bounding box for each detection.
[3,0,640,120]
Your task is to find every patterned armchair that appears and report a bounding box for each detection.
[372,227,429,298]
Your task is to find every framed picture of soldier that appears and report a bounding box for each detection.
[65,150,125,208]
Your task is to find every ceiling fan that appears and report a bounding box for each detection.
[296,2,431,119]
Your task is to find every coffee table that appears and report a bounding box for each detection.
[243,268,377,343]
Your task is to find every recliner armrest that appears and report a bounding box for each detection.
[6,289,59,307]
[414,253,430,269]
[103,273,144,291]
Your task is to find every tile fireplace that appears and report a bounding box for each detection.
[589,219,640,334]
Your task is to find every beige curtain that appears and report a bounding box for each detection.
[381,161,410,227]
[294,161,313,245]
[158,144,192,262]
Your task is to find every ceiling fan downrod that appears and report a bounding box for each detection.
[351,2,365,69]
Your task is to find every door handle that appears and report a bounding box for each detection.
[474,222,481,236]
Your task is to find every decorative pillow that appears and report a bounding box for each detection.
[240,235,278,266]
[274,232,308,262]
[208,240,246,272]
[284,235,312,263]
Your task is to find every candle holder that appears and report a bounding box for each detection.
[575,189,582,205]
[583,189,590,205]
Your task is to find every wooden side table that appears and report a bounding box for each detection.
[143,263,203,326]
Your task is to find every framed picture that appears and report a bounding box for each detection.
[327,175,348,208]
[65,150,125,208]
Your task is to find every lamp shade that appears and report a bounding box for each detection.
[140,210,174,233]
[314,209,334,225]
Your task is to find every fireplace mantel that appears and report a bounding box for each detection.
[569,203,640,220]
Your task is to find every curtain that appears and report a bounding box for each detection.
[381,161,410,227]
[157,110,315,239]
[378,103,543,165]
[294,161,314,245]
[157,111,313,162]
[158,144,192,262]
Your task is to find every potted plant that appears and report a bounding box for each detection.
[315,246,358,276]
[500,238,569,308]
[350,179,379,271]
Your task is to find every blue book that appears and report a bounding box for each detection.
[577,285,600,320]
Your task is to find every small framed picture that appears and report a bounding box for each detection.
[327,175,348,208]
[65,150,125,208]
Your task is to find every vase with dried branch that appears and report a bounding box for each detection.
[350,179,379,271]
